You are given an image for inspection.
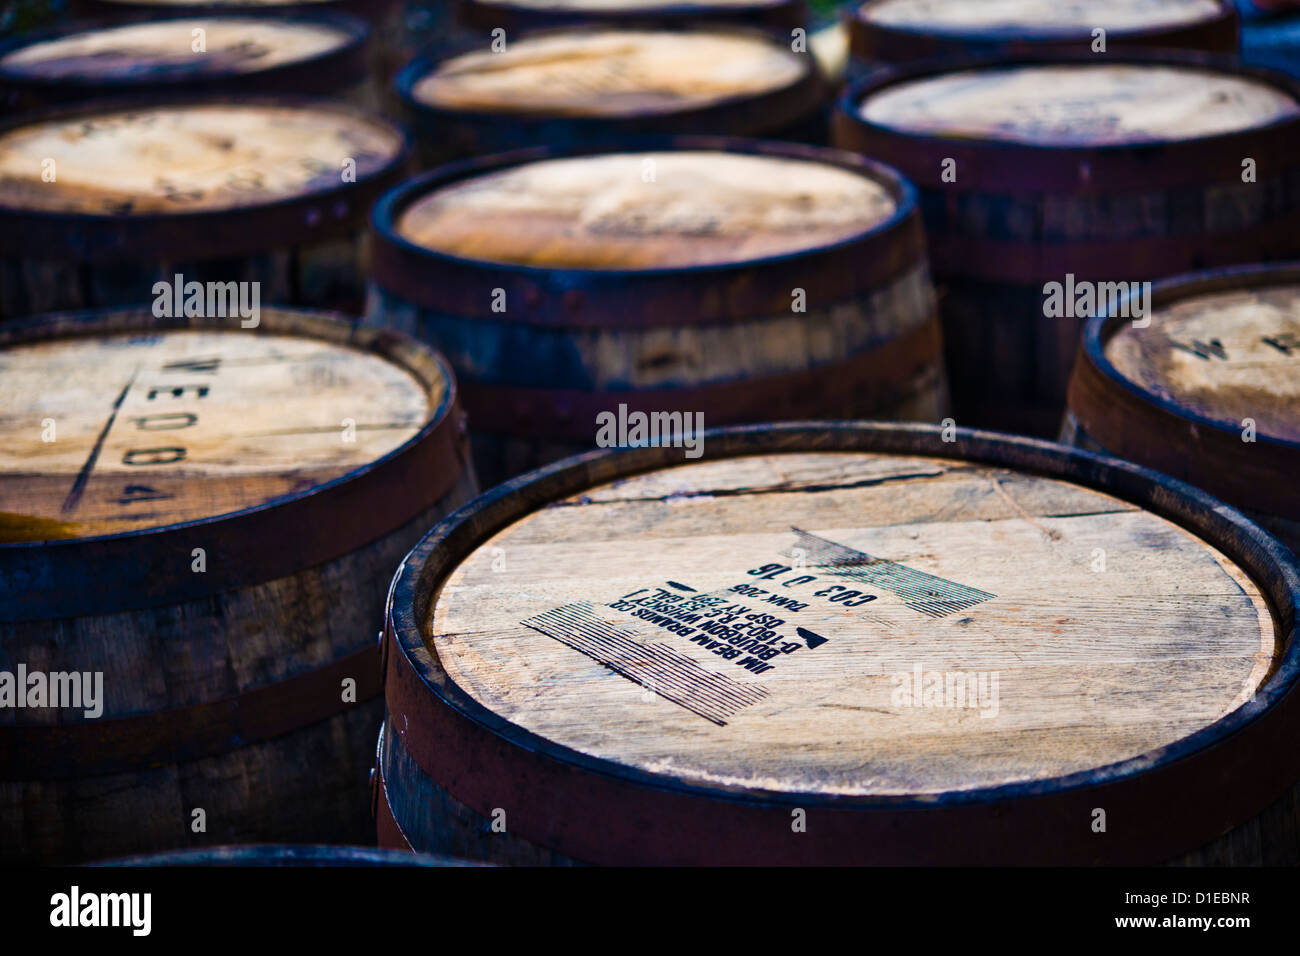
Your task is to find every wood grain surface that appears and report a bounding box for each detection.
[1105,282,1300,444]
[395,150,897,269]
[0,321,438,540]
[859,0,1225,32]
[410,29,807,117]
[0,17,351,80]
[857,63,1299,146]
[427,451,1275,797]
[0,103,404,215]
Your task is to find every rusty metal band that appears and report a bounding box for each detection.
[0,644,381,780]
[846,4,1239,65]
[454,316,943,439]
[368,137,926,327]
[833,52,1300,195]
[381,424,1300,865]
[373,727,415,852]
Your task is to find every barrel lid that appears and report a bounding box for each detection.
[0,13,370,101]
[370,137,924,326]
[0,97,408,261]
[0,306,466,620]
[855,61,1297,146]
[395,150,894,270]
[857,0,1228,35]
[1070,262,1300,522]
[384,423,1300,864]
[405,28,809,118]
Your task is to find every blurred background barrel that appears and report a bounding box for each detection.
[367,138,948,487]
[454,0,809,35]
[846,0,1238,78]
[99,844,484,866]
[0,12,378,113]
[1065,262,1300,555]
[833,52,1300,437]
[0,98,409,320]
[377,423,1300,865]
[0,305,476,864]
[396,26,827,166]
[1240,4,1300,80]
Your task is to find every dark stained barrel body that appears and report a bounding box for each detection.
[99,844,483,866]
[454,0,808,35]
[0,307,476,865]
[366,138,949,487]
[846,0,1238,78]
[0,97,409,321]
[833,52,1300,436]
[376,422,1300,865]
[1064,262,1300,557]
[0,12,377,114]
[395,26,827,166]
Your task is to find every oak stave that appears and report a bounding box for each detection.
[0,12,378,114]
[833,51,1300,437]
[1064,261,1300,558]
[0,97,410,321]
[394,26,829,167]
[0,306,476,865]
[376,422,1300,865]
[366,137,949,487]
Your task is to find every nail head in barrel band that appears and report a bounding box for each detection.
[832,51,1300,437]
[0,305,476,864]
[453,0,808,34]
[367,137,949,486]
[1065,261,1300,555]
[395,26,827,166]
[377,423,1300,865]
[0,97,409,320]
[0,11,377,113]
[847,0,1238,77]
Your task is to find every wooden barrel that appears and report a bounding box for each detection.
[1065,262,1300,557]
[376,422,1300,865]
[833,52,1300,437]
[0,97,409,321]
[847,0,1239,78]
[396,26,827,166]
[0,12,378,115]
[366,138,949,487]
[0,305,476,865]
[99,844,483,866]
[453,0,808,35]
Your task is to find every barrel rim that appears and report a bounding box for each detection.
[0,9,372,97]
[93,842,481,867]
[835,47,1300,158]
[77,0,403,23]
[0,93,411,263]
[845,0,1239,56]
[453,0,808,32]
[0,304,468,619]
[385,422,1300,822]
[1077,260,1300,456]
[393,21,824,137]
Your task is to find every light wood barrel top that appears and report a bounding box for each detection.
[0,103,403,216]
[1106,283,1300,443]
[859,0,1224,32]
[858,64,1299,146]
[0,18,351,81]
[428,451,1274,796]
[410,29,807,117]
[0,317,440,541]
[395,151,897,269]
